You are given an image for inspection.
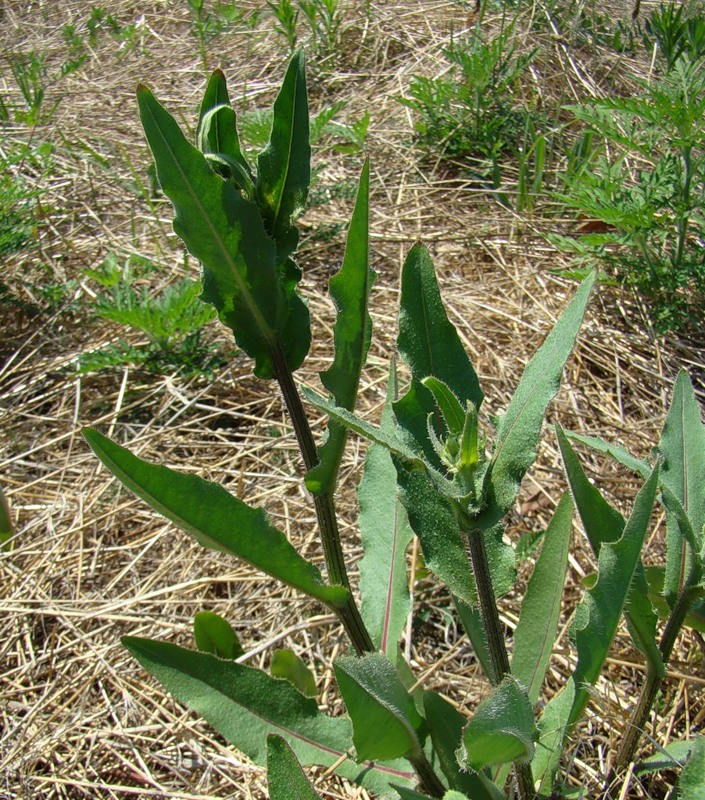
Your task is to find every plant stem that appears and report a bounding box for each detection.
[272,345,374,655]
[409,750,447,799]
[464,525,535,800]
[609,581,701,781]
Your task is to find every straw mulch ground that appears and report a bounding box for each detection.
[1,1,704,798]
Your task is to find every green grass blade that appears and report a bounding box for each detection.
[335,653,422,762]
[137,83,290,379]
[267,735,322,800]
[358,368,413,657]
[557,425,663,674]
[394,244,483,468]
[511,493,573,704]
[477,273,595,528]
[256,49,310,262]
[0,485,13,551]
[84,428,348,609]
[306,159,374,495]
[123,638,416,795]
[659,370,705,605]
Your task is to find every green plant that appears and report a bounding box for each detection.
[552,3,705,334]
[268,0,343,59]
[268,0,300,51]
[187,0,261,66]
[82,252,226,377]
[84,52,704,799]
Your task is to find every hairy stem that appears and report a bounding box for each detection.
[409,750,447,799]
[464,526,535,800]
[610,581,701,782]
[273,345,374,655]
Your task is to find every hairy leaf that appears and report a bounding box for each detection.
[267,734,322,800]
[84,429,348,609]
[476,273,595,528]
[123,637,416,795]
[512,493,573,704]
[564,431,650,478]
[335,653,423,762]
[307,160,374,495]
[194,610,244,659]
[679,736,705,800]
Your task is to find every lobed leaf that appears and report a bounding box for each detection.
[511,493,573,704]
[84,428,349,609]
[194,610,244,660]
[123,637,416,796]
[476,273,595,529]
[335,652,423,762]
[306,160,374,495]
[267,734,322,800]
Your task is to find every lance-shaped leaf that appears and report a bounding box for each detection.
[306,160,374,495]
[123,638,417,796]
[475,273,595,529]
[564,431,650,478]
[137,82,308,378]
[197,69,253,190]
[257,49,310,263]
[556,425,663,675]
[394,244,484,468]
[659,370,705,606]
[271,649,317,698]
[534,465,660,789]
[358,367,413,657]
[194,610,244,660]
[335,652,423,762]
[84,428,348,609]
[511,493,573,704]
[459,676,536,772]
[423,690,505,799]
[267,734,322,800]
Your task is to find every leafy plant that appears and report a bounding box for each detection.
[268,0,343,59]
[84,51,702,799]
[552,2,705,334]
[82,252,226,377]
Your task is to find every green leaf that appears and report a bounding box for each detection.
[679,736,705,800]
[84,428,348,609]
[358,366,413,657]
[423,690,505,799]
[0,484,13,551]
[644,565,705,632]
[123,637,416,795]
[256,49,310,263]
[394,244,484,468]
[476,273,595,528]
[194,610,244,659]
[136,82,308,378]
[636,737,702,775]
[392,788,432,800]
[197,69,252,183]
[459,676,536,771]
[454,598,496,683]
[533,679,575,792]
[306,160,374,495]
[421,377,466,436]
[556,425,663,675]
[267,734,322,800]
[335,652,423,762]
[512,493,573,704]
[659,370,705,605]
[564,431,650,478]
[271,649,317,698]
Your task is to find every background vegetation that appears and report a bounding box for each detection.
[2,1,704,798]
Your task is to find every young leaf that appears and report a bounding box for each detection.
[194,610,244,659]
[271,649,317,698]
[421,377,466,436]
[458,676,536,772]
[659,370,705,605]
[335,652,423,762]
[306,160,374,495]
[556,425,663,674]
[394,244,484,468]
[358,367,413,658]
[84,428,348,609]
[123,637,417,795]
[564,430,650,478]
[256,49,310,263]
[267,734,322,800]
[423,690,505,799]
[511,493,573,704]
[137,82,309,378]
[197,70,252,186]
[476,273,595,529]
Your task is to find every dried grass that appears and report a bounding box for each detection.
[1,1,704,798]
